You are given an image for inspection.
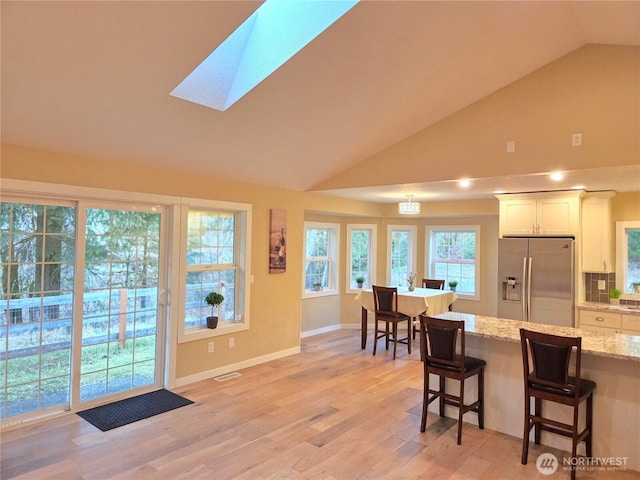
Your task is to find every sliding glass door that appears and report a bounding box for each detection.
[0,200,167,421]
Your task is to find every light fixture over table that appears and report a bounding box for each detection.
[398,195,420,215]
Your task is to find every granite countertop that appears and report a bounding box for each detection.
[578,302,640,316]
[434,311,640,362]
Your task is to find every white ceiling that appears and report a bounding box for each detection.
[2,1,639,202]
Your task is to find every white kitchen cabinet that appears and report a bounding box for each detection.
[578,308,640,335]
[497,191,582,237]
[581,193,615,273]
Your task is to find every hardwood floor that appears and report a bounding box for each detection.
[2,329,638,479]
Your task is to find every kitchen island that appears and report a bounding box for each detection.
[432,312,640,471]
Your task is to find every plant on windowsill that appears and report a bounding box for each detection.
[313,282,323,292]
[448,280,458,292]
[205,291,224,329]
[609,288,621,305]
[630,282,640,294]
[355,276,365,288]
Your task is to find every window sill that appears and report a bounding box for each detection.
[302,289,338,299]
[178,322,248,343]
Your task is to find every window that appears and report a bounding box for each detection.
[616,221,640,296]
[303,222,339,296]
[179,200,251,341]
[346,224,377,292]
[387,226,417,286]
[425,225,480,300]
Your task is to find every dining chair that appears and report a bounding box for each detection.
[372,286,411,359]
[419,314,485,445]
[520,329,595,480]
[422,278,445,289]
[413,279,446,339]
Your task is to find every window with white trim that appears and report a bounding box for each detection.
[179,200,251,340]
[303,222,339,296]
[346,224,377,292]
[425,225,480,300]
[387,225,417,286]
[616,221,640,296]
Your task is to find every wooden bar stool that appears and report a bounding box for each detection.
[519,329,596,480]
[419,314,485,445]
[372,286,411,359]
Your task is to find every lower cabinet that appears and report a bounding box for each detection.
[578,309,640,335]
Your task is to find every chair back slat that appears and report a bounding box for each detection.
[422,279,445,290]
[419,314,465,372]
[373,286,398,314]
[520,329,581,398]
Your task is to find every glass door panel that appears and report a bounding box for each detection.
[80,208,161,402]
[0,202,76,419]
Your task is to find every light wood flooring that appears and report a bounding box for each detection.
[2,329,638,479]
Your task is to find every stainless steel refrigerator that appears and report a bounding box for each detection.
[497,238,575,327]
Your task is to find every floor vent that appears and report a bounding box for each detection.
[214,372,242,382]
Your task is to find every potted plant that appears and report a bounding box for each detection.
[448,280,458,292]
[355,276,365,288]
[630,282,640,294]
[313,282,323,292]
[609,288,621,305]
[204,291,224,329]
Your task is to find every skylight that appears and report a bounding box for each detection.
[171,0,359,112]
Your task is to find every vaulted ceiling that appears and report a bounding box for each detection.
[2,1,639,202]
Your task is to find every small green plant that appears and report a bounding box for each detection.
[609,289,621,299]
[630,282,640,293]
[448,280,459,288]
[205,291,224,315]
[355,276,365,285]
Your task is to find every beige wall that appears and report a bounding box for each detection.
[312,44,639,191]
[1,144,305,381]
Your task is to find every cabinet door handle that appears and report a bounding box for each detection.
[532,224,536,234]
[596,316,605,322]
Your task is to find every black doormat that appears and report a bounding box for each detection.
[77,389,194,431]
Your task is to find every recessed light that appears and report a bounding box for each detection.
[459,179,471,188]
[550,172,564,181]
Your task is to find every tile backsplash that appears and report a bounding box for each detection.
[584,272,640,307]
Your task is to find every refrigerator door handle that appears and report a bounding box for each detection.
[522,257,527,321]
[527,257,533,322]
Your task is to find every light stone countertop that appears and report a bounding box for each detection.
[434,311,640,362]
[578,302,640,316]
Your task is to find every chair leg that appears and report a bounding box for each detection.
[586,393,593,458]
[385,322,390,350]
[392,322,398,359]
[420,371,430,432]
[372,319,378,356]
[439,376,446,417]
[534,398,542,445]
[457,377,465,445]
[407,319,411,355]
[478,368,484,430]
[521,394,530,465]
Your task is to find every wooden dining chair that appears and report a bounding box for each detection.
[520,329,596,480]
[419,314,485,445]
[372,286,411,359]
[413,279,446,339]
[422,278,445,289]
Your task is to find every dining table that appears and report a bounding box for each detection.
[354,287,458,349]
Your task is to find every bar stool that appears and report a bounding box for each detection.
[419,314,485,445]
[519,328,596,480]
[372,286,411,359]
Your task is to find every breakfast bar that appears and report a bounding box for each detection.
[432,312,640,471]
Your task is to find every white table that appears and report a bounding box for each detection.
[354,287,458,349]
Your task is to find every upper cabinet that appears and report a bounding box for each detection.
[497,191,583,237]
[581,192,615,273]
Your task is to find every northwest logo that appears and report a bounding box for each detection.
[536,453,559,475]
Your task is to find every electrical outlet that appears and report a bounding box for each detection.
[506,140,515,153]
[597,280,606,291]
[572,133,582,146]
[228,337,235,349]
[208,341,214,353]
